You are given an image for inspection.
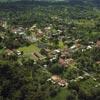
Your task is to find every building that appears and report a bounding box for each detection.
[96,40,100,47]
[47,75,68,87]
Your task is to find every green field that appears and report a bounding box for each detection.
[18,44,40,55]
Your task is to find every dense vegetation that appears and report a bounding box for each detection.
[0,0,100,100]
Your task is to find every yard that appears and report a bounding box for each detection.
[18,44,40,55]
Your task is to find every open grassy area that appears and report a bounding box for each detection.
[58,40,64,48]
[18,44,46,60]
[0,48,5,54]
[18,44,40,55]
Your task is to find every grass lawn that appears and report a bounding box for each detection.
[0,49,3,53]
[58,40,64,48]
[18,44,45,60]
[18,44,40,55]
[0,48,5,54]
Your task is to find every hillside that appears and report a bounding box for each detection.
[0,0,100,7]
[0,0,100,100]
[0,0,20,2]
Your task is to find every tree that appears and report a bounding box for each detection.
[49,63,64,75]
[0,60,34,100]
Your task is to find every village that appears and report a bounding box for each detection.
[0,19,100,89]
[0,1,100,100]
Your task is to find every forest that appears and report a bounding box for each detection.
[0,0,100,100]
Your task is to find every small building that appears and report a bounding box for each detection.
[36,29,44,37]
[26,36,37,43]
[4,49,14,56]
[65,58,75,65]
[30,24,37,31]
[96,61,100,64]
[15,50,22,56]
[96,40,100,47]
[11,27,26,35]
[0,20,8,29]
[87,45,92,49]
[32,52,46,61]
[54,49,61,53]
[47,75,68,87]
[59,58,66,66]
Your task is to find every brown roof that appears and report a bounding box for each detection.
[51,75,61,82]
[96,61,100,64]
[59,58,65,66]
[65,58,74,65]
[96,40,100,47]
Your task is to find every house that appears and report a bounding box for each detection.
[87,45,92,49]
[36,29,44,37]
[65,58,75,66]
[70,45,76,49]
[59,58,66,66]
[96,40,100,47]
[58,80,68,87]
[18,32,26,35]
[47,75,60,84]
[25,36,37,42]
[75,39,81,44]
[32,52,46,61]
[2,49,16,59]
[76,76,84,80]
[96,61,100,64]
[3,21,8,29]
[15,50,22,56]
[54,49,61,53]
[30,24,37,31]
[89,41,94,45]
[51,75,61,82]
[11,27,26,35]
[47,75,68,87]
[70,42,81,49]
[50,55,58,62]
[57,30,62,33]
[0,20,8,29]
[44,26,51,30]
[38,43,48,49]
[83,71,90,77]
[40,48,51,56]
[4,49,14,56]
[32,53,39,61]
[43,64,48,68]
[61,52,70,59]
[59,54,75,67]
[95,83,100,88]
